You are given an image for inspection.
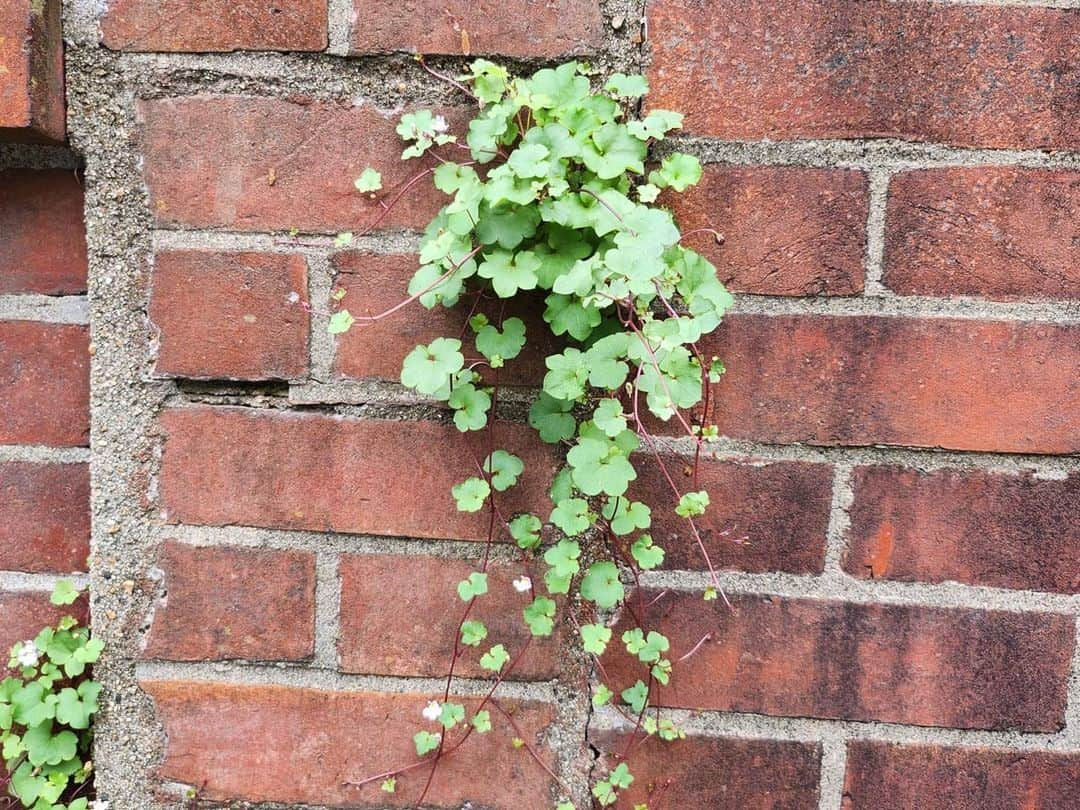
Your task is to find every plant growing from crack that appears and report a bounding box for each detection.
[329,58,732,808]
[1,582,102,810]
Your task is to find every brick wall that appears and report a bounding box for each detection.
[1,0,1075,807]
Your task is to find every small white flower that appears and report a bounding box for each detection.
[512,575,532,593]
[16,641,39,668]
[432,115,449,134]
[422,700,441,721]
[91,801,110,810]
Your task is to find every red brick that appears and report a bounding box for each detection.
[331,251,559,385]
[629,455,831,574]
[600,591,1074,731]
[592,731,821,809]
[0,322,89,447]
[671,166,866,296]
[0,0,64,141]
[0,171,87,295]
[0,462,89,573]
[101,0,328,52]
[144,542,315,662]
[339,554,562,680]
[349,0,603,58]
[647,0,1080,149]
[0,591,86,660]
[158,407,560,541]
[845,466,1079,594]
[149,250,310,380]
[884,169,1080,302]
[843,741,1080,810]
[702,315,1079,455]
[143,680,558,807]
[138,96,460,232]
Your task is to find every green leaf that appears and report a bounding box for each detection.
[452,477,491,512]
[603,499,651,536]
[581,123,647,179]
[439,702,466,729]
[637,182,661,203]
[675,490,710,517]
[630,534,665,570]
[477,249,541,297]
[401,337,465,397]
[542,348,589,400]
[580,561,624,609]
[480,643,510,672]
[23,723,77,767]
[468,59,510,105]
[472,710,492,733]
[460,620,488,647]
[529,392,576,443]
[448,382,492,432]
[580,623,612,655]
[567,437,637,497]
[593,399,627,438]
[509,513,543,550]
[627,109,683,140]
[543,293,602,341]
[456,571,489,601]
[621,680,649,714]
[475,317,526,368]
[523,596,557,636]
[605,73,649,98]
[381,777,397,793]
[593,779,617,806]
[549,497,590,536]
[327,310,355,335]
[353,168,383,193]
[334,231,354,248]
[543,538,581,594]
[50,581,79,607]
[54,683,97,730]
[609,762,634,790]
[414,730,441,756]
[484,450,524,491]
[649,152,703,192]
[593,684,613,707]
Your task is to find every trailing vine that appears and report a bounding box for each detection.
[330,59,731,808]
[2,582,102,810]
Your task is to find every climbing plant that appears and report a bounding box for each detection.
[331,59,731,808]
[1,582,102,810]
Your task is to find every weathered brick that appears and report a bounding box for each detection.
[339,554,562,680]
[885,168,1080,301]
[843,741,1080,810]
[101,0,328,52]
[629,455,832,574]
[158,407,560,541]
[144,542,316,662]
[646,0,1080,149]
[0,591,86,659]
[138,96,459,232]
[331,251,558,385]
[702,315,1079,455]
[0,170,87,295]
[0,0,64,141]
[671,166,867,296]
[0,462,89,573]
[349,0,603,58]
[149,250,310,380]
[601,591,1074,731]
[143,680,558,807]
[845,466,1079,594]
[592,730,821,809]
[0,322,89,447]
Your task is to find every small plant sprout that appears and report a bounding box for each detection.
[335,59,733,807]
[2,581,103,810]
